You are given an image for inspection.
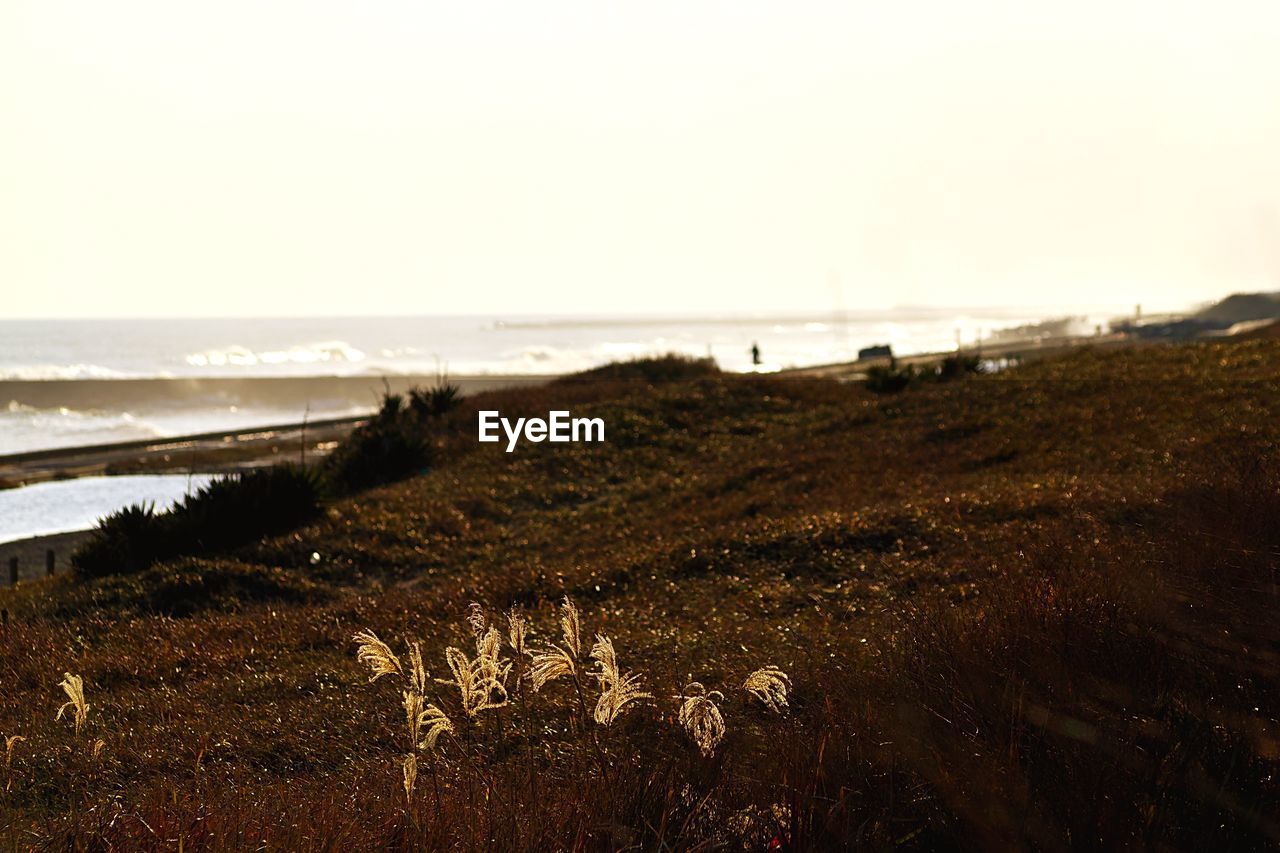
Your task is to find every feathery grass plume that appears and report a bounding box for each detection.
[559,596,582,658]
[530,596,583,691]
[743,666,791,713]
[4,734,23,792]
[529,645,576,691]
[466,602,486,639]
[438,645,510,717]
[407,641,428,696]
[474,626,512,695]
[353,630,403,683]
[403,689,426,745]
[404,685,454,750]
[416,704,454,751]
[475,625,501,661]
[56,673,89,736]
[678,682,726,757]
[4,735,23,770]
[590,635,652,725]
[507,608,529,657]
[402,753,417,803]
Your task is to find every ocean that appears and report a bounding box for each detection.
[0,310,1106,456]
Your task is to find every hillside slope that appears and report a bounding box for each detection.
[2,341,1278,849]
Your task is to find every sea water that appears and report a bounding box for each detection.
[0,311,1108,455]
[0,474,215,545]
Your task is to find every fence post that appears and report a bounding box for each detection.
[8,557,17,586]
[47,549,56,576]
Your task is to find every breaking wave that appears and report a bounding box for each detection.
[184,341,367,369]
[0,364,142,381]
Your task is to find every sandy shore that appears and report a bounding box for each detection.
[0,372,548,412]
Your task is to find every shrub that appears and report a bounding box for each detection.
[863,363,916,394]
[72,465,323,578]
[934,353,984,380]
[408,382,463,418]
[71,503,170,578]
[323,381,461,495]
[171,464,324,552]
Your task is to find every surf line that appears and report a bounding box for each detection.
[478,410,605,452]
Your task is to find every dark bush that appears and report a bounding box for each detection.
[71,502,170,578]
[409,382,463,418]
[72,465,323,578]
[323,420,431,494]
[864,363,916,394]
[322,382,460,495]
[935,353,984,380]
[172,464,324,551]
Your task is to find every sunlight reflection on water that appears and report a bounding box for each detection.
[0,474,214,544]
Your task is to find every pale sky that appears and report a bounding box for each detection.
[3,1,1279,318]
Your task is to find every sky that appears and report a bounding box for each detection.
[2,1,1279,319]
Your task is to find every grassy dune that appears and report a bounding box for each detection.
[2,342,1279,849]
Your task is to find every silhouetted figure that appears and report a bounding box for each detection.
[750,342,761,366]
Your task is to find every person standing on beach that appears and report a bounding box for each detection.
[751,342,761,366]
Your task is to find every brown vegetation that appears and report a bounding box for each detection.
[1,341,1278,849]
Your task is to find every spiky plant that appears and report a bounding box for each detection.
[56,673,89,736]
[590,635,652,725]
[743,666,791,713]
[678,682,726,757]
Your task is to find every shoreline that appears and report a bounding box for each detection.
[0,372,549,412]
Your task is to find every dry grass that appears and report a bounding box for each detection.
[55,673,89,737]
[0,339,1278,849]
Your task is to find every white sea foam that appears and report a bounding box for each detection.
[0,364,142,381]
[184,340,366,369]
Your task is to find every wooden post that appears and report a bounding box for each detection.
[7,557,17,586]
[47,549,56,576]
